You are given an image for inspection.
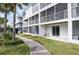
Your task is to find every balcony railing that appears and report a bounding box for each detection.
[34,19,39,24]
[56,9,68,20]
[29,20,34,24]
[23,21,28,26]
[40,9,68,23]
[29,19,39,25]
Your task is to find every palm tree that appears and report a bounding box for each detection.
[12,3,16,41]
[12,3,28,41]
[0,3,13,32]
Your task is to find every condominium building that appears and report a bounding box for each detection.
[17,3,79,41]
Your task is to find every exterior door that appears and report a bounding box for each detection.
[52,26,60,36]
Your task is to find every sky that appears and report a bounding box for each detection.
[7,6,23,26]
[0,4,26,26]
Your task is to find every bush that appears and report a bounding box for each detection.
[2,32,12,40]
[0,32,24,46]
[0,40,4,46]
[3,38,24,46]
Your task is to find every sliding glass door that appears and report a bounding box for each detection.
[52,26,60,36]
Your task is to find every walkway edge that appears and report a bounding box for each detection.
[16,35,50,55]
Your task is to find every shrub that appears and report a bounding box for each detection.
[2,32,12,40]
[0,32,24,46]
[0,40,4,46]
[3,38,24,46]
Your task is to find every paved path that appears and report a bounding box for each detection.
[16,35,50,55]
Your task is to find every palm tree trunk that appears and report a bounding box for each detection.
[4,10,7,32]
[12,3,16,41]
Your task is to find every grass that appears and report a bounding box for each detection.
[18,34,79,55]
[0,44,30,55]
[0,32,30,55]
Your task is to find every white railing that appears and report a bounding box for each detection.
[40,9,68,23]
[56,9,68,20]
[23,21,28,26]
[29,19,39,25]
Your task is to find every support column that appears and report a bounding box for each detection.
[68,3,73,41]
[28,18,29,33]
[38,3,41,35]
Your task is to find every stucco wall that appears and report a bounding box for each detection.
[39,23,68,38]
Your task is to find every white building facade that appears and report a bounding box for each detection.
[18,3,79,42]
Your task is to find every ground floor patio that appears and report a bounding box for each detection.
[21,20,79,41]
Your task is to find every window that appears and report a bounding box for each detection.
[55,3,67,12]
[23,27,28,32]
[47,6,54,15]
[55,3,68,20]
[35,26,39,34]
[71,3,79,8]
[52,26,60,36]
[40,3,51,9]
[34,14,39,24]
[29,26,39,34]
[40,10,47,22]
[32,3,39,14]
[40,10,46,17]
[56,11,64,20]
[72,3,79,17]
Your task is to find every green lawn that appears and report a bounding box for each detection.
[0,32,30,55]
[0,44,30,55]
[19,34,79,55]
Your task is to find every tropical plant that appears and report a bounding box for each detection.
[0,3,13,32]
[12,3,28,41]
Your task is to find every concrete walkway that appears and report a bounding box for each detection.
[16,35,50,55]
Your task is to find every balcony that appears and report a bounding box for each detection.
[56,9,68,20]
[29,26,39,34]
[72,7,79,18]
[29,19,39,25]
[40,9,68,23]
[29,20,34,25]
[32,3,39,14]
[23,20,28,27]
[29,14,39,25]
[23,27,28,32]
[40,3,51,9]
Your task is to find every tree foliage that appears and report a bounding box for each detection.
[0,17,4,24]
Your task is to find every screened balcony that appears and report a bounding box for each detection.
[29,17,34,25]
[29,26,39,34]
[23,19,28,26]
[34,14,39,24]
[29,14,39,25]
[56,9,68,20]
[71,3,79,17]
[40,3,51,9]
[23,27,28,33]
[40,10,47,22]
[18,22,23,27]
[40,3,68,23]
[32,3,39,14]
